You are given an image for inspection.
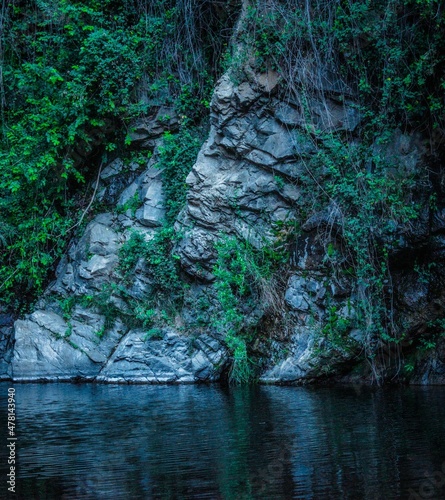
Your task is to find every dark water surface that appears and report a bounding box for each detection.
[1,383,444,499]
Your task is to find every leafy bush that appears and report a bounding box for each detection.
[157,128,204,223]
[212,236,287,384]
[242,0,445,131]
[119,226,183,305]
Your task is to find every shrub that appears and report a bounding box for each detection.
[157,128,204,223]
[118,226,183,306]
[212,235,288,384]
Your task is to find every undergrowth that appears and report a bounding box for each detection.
[212,235,288,384]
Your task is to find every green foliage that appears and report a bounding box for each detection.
[123,149,152,167]
[0,0,238,309]
[310,133,421,346]
[157,128,204,223]
[143,227,182,300]
[225,334,253,386]
[133,305,156,330]
[81,285,120,332]
[404,360,415,374]
[213,236,282,327]
[273,175,285,190]
[144,328,165,341]
[239,1,445,373]
[322,305,352,346]
[116,193,141,217]
[119,226,183,302]
[106,225,184,335]
[58,296,76,321]
[419,319,445,352]
[95,326,106,339]
[65,286,161,339]
[212,236,286,384]
[333,0,445,130]
[117,231,146,277]
[243,0,445,131]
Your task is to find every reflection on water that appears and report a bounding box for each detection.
[0,382,444,499]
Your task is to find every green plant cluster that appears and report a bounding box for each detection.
[310,135,420,343]
[119,227,183,301]
[157,128,204,223]
[113,226,184,334]
[0,0,239,310]
[322,305,352,347]
[212,236,286,384]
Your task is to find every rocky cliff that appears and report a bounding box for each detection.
[3,1,445,385]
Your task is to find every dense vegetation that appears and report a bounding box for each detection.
[229,0,445,381]
[0,0,239,311]
[2,0,445,383]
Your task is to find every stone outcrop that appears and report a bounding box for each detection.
[6,9,445,385]
[9,121,228,383]
[12,308,226,383]
[0,312,13,380]
[170,69,369,383]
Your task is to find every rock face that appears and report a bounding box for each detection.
[9,119,228,384]
[97,331,226,383]
[170,70,370,383]
[175,74,304,280]
[12,309,226,383]
[8,14,445,385]
[0,312,13,380]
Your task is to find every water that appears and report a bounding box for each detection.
[1,383,444,499]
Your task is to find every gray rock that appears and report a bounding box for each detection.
[431,208,445,234]
[302,202,342,231]
[12,318,100,381]
[212,74,235,112]
[234,81,258,108]
[117,178,142,208]
[285,276,311,312]
[244,148,277,166]
[78,254,119,281]
[87,221,122,257]
[98,159,143,206]
[12,308,129,381]
[261,356,307,382]
[373,129,425,176]
[254,69,280,93]
[136,177,165,226]
[274,102,304,127]
[311,98,361,132]
[97,330,227,383]
[71,215,121,262]
[30,310,68,337]
[259,328,317,383]
[100,158,124,181]
[0,315,13,380]
[128,107,179,146]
